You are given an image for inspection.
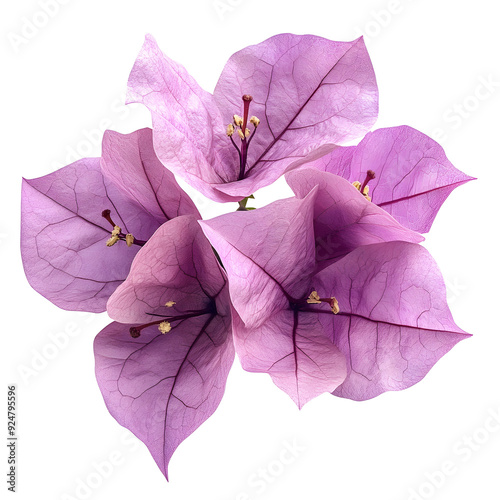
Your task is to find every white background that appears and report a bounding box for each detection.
[2,1,499,499]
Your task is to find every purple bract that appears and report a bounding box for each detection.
[94,216,233,479]
[20,32,473,482]
[201,193,470,406]
[127,33,379,202]
[300,125,474,233]
[286,168,424,268]
[21,128,199,312]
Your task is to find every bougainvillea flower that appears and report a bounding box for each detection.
[200,192,469,407]
[127,33,378,202]
[94,215,233,480]
[300,125,474,233]
[21,128,199,312]
[313,241,470,400]
[286,168,424,268]
[201,192,346,407]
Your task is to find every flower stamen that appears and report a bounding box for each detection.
[101,209,146,248]
[306,291,340,314]
[233,115,243,127]
[241,94,253,134]
[225,95,261,180]
[159,321,172,334]
[128,303,216,338]
[307,291,322,304]
[250,116,260,127]
[352,170,376,202]
[102,209,118,228]
[106,234,120,247]
[125,234,135,247]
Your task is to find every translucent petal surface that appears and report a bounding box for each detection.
[94,315,233,480]
[287,168,423,268]
[200,192,317,328]
[305,126,474,232]
[108,216,227,323]
[126,35,239,202]
[213,33,379,198]
[101,128,200,222]
[233,309,346,408]
[314,241,470,401]
[202,193,346,407]
[96,216,233,479]
[128,33,378,201]
[21,129,197,312]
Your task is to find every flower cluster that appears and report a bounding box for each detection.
[21,33,473,480]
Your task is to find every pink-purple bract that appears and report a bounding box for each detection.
[127,33,379,202]
[201,191,470,407]
[19,31,474,482]
[21,128,199,312]
[300,125,474,233]
[286,168,424,269]
[94,216,234,480]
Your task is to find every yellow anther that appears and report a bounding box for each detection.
[233,115,243,127]
[125,234,135,247]
[111,225,121,236]
[330,297,340,315]
[165,301,176,307]
[352,181,371,202]
[158,321,172,334]
[237,129,245,140]
[307,291,322,304]
[245,128,251,138]
[250,116,260,127]
[106,235,119,247]
[226,123,235,137]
